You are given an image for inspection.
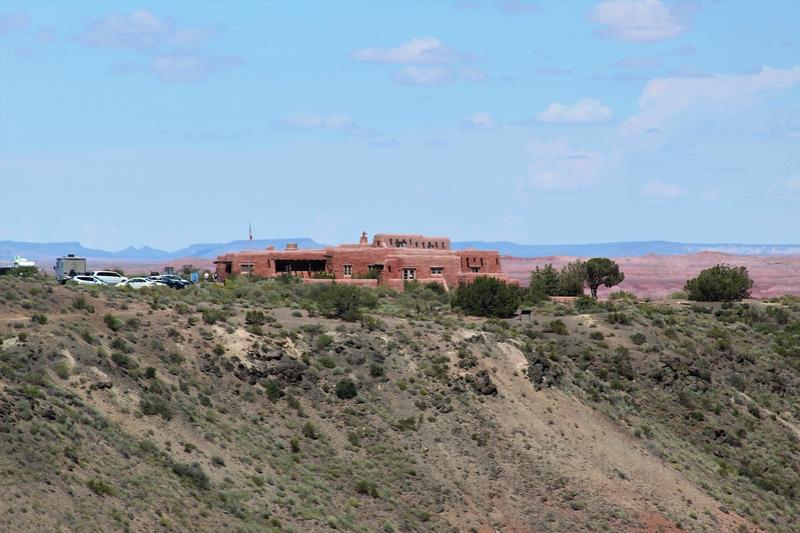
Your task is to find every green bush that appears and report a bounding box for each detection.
[103,314,123,332]
[202,308,226,325]
[451,277,521,318]
[87,479,115,496]
[31,313,47,325]
[313,284,377,321]
[544,319,568,335]
[140,394,174,420]
[245,310,267,325]
[685,264,753,302]
[171,462,210,489]
[630,332,647,345]
[334,379,358,399]
[302,421,319,439]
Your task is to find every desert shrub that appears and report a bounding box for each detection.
[685,264,753,302]
[335,379,358,399]
[318,356,336,369]
[394,417,417,432]
[171,462,210,489]
[630,332,647,345]
[202,308,226,325]
[451,277,521,318]
[263,379,285,401]
[103,314,123,332]
[144,367,156,379]
[245,310,267,325]
[609,291,636,301]
[370,363,385,378]
[312,284,377,321]
[544,319,568,335]
[590,331,604,341]
[574,295,599,313]
[355,479,379,497]
[302,422,319,439]
[87,479,115,496]
[606,312,631,325]
[31,313,47,325]
[140,394,174,420]
[317,334,333,349]
[111,352,136,369]
[213,344,225,356]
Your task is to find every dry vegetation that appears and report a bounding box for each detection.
[1,275,798,532]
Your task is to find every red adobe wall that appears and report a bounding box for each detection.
[457,250,504,274]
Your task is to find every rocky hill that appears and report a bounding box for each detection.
[1,276,798,532]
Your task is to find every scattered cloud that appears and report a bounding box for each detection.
[35,27,56,43]
[622,65,800,135]
[351,37,468,65]
[536,98,613,124]
[591,0,698,42]
[390,65,487,86]
[640,180,684,198]
[613,57,663,69]
[151,54,241,83]
[525,137,604,192]
[0,11,30,37]
[536,66,572,76]
[461,112,497,130]
[76,10,213,50]
[276,111,355,130]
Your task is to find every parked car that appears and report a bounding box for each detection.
[88,271,128,285]
[153,274,192,288]
[154,275,189,289]
[68,275,104,285]
[117,277,156,289]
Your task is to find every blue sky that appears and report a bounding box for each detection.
[0,0,798,251]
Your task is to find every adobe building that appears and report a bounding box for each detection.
[214,232,514,292]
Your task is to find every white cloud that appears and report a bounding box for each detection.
[351,37,466,64]
[151,54,240,83]
[277,111,355,130]
[525,138,604,192]
[591,0,695,42]
[390,66,487,86]
[640,180,684,198]
[461,112,497,130]
[76,10,213,50]
[0,11,31,37]
[536,98,613,124]
[392,66,454,86]
[622,66,800,135]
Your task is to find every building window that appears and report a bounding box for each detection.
[402,268,416,280]
[430,267,443,276]
[343,264,352,276]
[241,263,254,274]
[470,266,481,273]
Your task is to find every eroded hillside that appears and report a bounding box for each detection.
[1,276,798,532]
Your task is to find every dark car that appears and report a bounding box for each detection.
[156,274,192,289]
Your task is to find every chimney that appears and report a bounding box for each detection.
[285,243,298,251]
[359,231,368,246]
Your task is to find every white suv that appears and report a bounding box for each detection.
[89,271,128,285]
